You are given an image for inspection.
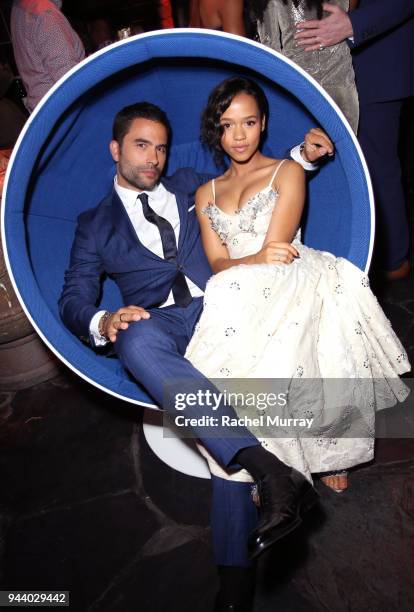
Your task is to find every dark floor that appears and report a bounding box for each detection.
[1,198,414,611]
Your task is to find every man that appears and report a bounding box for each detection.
[295,0,414,279]
[11,0,85,112]
[59,102,331,611]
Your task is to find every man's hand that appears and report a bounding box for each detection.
[302,128,334,163]
[101,306,150,343]
[294,3,353,51]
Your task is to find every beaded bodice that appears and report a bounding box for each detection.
[202,184,301,259]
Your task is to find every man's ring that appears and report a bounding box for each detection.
[319,43,324,51]
[120,313,125,322]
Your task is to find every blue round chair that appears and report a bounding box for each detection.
[2,30,374,411]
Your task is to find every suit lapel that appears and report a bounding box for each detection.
[109,190,163,262]
[175,188,191,251]
[160,177,193,251]
[108,180,194,259]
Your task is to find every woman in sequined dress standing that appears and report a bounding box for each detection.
[253,0,359,133]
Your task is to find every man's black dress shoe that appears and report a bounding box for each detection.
[248,468,318,560]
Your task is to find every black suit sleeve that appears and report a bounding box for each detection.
[350,0,414,47]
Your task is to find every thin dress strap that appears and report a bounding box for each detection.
[268,159,286,188]
[211,179,216,204]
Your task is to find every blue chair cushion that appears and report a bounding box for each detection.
[3,31,373,405]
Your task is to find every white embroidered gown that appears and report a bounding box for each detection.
[185,161,411,483]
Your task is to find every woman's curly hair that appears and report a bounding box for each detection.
[201,76,269,167]
[249,0,324,21]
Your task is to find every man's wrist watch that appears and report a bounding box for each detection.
[98,311,112,338]
[299,142,307,161]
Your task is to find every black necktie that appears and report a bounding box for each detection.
[138,193,193,307]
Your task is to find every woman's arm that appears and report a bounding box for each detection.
[195,182,257,274]
[219,0,246,36]
[195,166,301,275]
[264,160,305,244]
[189,0,201,27]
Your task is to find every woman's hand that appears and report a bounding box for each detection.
[253,241,299,265]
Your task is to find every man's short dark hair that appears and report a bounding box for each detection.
[112,102,172,144]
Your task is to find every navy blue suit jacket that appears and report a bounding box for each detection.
[59,168,213,339]
[349,0,414,103]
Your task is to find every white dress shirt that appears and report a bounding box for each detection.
[90,178,204,345]
[290,144,318,171]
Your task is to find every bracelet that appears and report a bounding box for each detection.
[98,311,113,339]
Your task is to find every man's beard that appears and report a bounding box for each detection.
[118,162,162,191]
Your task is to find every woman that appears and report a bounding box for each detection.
[189,0,246,35]
[253,0,359,133]
[185,76,410,495]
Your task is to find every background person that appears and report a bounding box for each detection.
[10,0,85,112]
[253,0,359,133]
[294,0,414,278]
[189,0,246,35]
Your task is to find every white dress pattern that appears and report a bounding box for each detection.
[185,162,411,483]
